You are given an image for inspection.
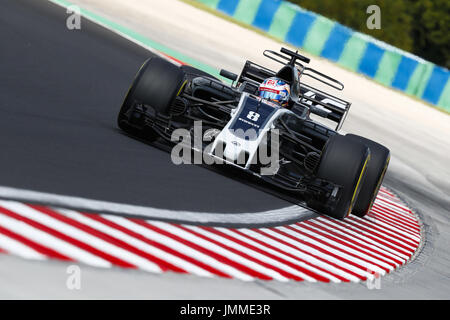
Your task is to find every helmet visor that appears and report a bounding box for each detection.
[259,90,283,102]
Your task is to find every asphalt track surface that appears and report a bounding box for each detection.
[0,0,449,299]
[0,0,293,214]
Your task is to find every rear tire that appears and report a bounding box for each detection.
[117,57,186,141]
[346,134,390,217]
[312,134,370,219]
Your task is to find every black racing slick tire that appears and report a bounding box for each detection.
[117,57,186,140]
[313,134,370,219]
[346,134,390,217]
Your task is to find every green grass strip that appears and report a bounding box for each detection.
[193,0,220,9]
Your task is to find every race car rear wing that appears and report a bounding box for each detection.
[236,59,351,131]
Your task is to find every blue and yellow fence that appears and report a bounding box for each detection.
[195,0,450,112]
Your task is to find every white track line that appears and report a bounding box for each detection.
[52,209,165,273]
[151,221,288,282]
[264,227,380,279]
[344,218,417,251]
[290,224,394,271]
[103,215,251,280]
[366,210,421,236]
[239,228,359,282]
[0,185,309,226]
[300,221,400,267]
[351,215,421,242]
[0,210,115,268]
[215,227,320,282]
[72,212,213,277]
[0,201,115,267]
[374,198,415,217]
[184,225,309,281]
[104,215,255,280]
[0,233,46,260]
[312,218,408,262]
[372,203,417,224]
[321,217,413,255]
[371,204,420,227]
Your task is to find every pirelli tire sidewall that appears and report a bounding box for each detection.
[346,134,391,217]
[315,134,370,220]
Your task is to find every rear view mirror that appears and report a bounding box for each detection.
[220,69,238,82]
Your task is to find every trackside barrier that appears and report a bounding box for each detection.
[194,0,450,112]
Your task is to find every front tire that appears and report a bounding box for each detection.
[117,57,186,141]
[312,134,370,219]
[346,134,390,217]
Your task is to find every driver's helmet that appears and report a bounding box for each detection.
[258,77,290,107]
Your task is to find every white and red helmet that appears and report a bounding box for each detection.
[258,77,291,107]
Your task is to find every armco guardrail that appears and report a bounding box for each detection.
[194,0,450,112]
